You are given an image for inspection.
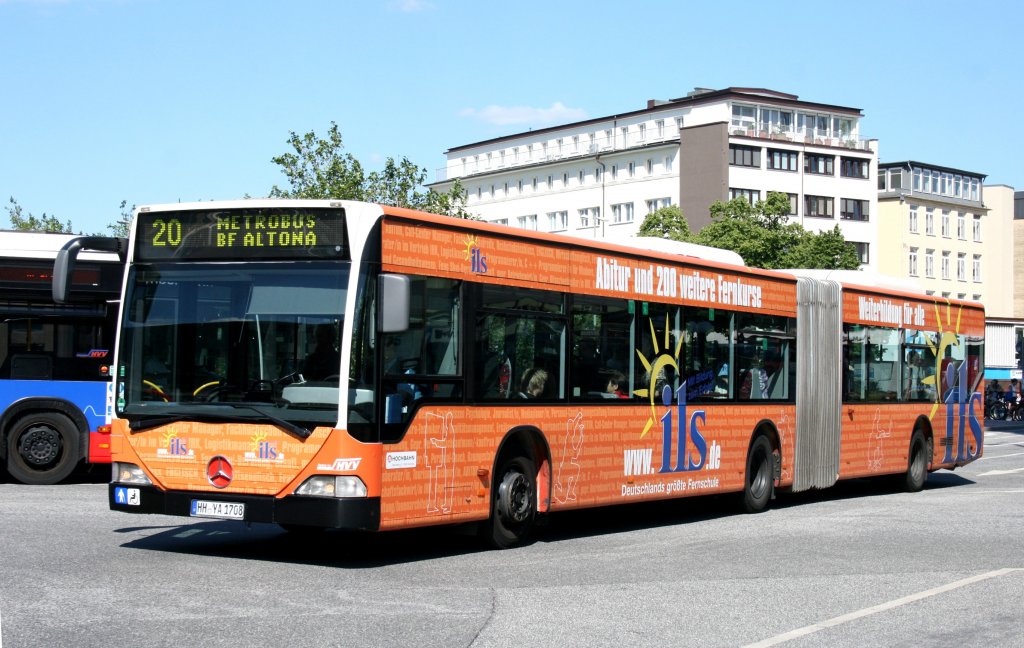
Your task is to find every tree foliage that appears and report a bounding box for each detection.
[269,122,475,219]
[6,197,74,233]
[636,205,691,240]
[690,193,860,270]
[107,200,133,238]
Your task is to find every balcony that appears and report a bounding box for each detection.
[728,124,870,151]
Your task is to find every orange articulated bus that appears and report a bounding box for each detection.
[53,200,985,547]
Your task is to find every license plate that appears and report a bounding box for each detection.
[190,500,245,520]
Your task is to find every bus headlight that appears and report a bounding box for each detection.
[295,475,367,498]
[112,462,152,485]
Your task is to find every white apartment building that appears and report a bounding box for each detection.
[431,87,878,269]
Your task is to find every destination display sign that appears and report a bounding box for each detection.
[136,208,349,261]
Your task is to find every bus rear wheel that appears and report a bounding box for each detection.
[5,412,80,485]
[742,435,774,513]
[902,430,929,492]
[483,454,537,549]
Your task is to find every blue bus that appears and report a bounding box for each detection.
[0,231,124,484]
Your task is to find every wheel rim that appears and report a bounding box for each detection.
[18,424,63,468]
[497,470,531,524]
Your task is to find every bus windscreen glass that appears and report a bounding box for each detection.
[135,207,349,261]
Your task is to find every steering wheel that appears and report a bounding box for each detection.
[193,381,229,402]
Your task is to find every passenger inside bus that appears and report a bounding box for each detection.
[518,367,548,399]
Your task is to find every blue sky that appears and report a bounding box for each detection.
[1,0,1020,234]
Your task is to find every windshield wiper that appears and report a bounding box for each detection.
[228,404,312,440]
[129,415,190,432]
[128,407,312,440]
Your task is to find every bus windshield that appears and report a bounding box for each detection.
[118,261,348,429]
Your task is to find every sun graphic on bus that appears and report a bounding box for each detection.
[633,314,683,438]
[920,300,963,419]
[463,235,478,260]
[249,431,268,453]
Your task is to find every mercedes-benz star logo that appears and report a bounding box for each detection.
[206,456,233,489]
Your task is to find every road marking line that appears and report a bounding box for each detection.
[978,451,1024,460]
[978,467,1024,476]
[742,568,1022,648]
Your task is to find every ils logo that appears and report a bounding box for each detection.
[244,432,283,462]
[157,431,193,458]
[463,235,488,274]
[626,316,721,477]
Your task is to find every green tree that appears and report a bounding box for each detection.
[107,200,133,237]
[636,205,691,240]
[690,192,858,270]
[269,122,475,218]
[6,197,74,233]
[782,225,861,269]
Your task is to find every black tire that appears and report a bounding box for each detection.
[483,454,537,549]
[991,402,1007,420]
[902,430,929,492]
[5,412,80,485]
[742,435,774,513]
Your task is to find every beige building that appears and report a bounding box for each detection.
[876,162,1013,317]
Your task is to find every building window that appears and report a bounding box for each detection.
[840,157,869,179]
[941,210,950,237]
[925,250,935,278]
[730,188,760,204]
[941,252,950,280]
[767,149,798,171]
[493,218,508,226]
[579,207,600,228]
[628,162,635,178]
[909,247,918,276]
[889,169,902,190]
[973,215,982,242]
[646,158,654,175]
[805,154,834,175]
[656,119,665,138]
[925,208,934,235]
[729,144,760,168]
[620,126,629,146]
[805,195,834,218]
[595,166,602,181]
[841,198,869,221]
[957,212,966,240]
[611,202,634,224]
[547,211,568,231]
[638,124,646,143]
[957,253,966,281]
[972,255,982,282]
[665,154,673,172]
[518,214,537,230]
[784,193,798,215]
[732,104,756,129]
[851,242,869,264]
[645,198,671,213]
[908,207,918,233]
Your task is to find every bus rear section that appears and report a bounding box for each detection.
[1,231,122,484]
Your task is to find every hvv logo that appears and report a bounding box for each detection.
[942,361,983,463]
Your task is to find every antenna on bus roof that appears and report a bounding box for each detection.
[623,236,746,267]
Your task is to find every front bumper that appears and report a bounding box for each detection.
[109,484,380,531]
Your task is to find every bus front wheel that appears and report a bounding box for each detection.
[5,412,80,485]
[742,435,774,513]
[484,454,537,549]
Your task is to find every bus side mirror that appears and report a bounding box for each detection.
[52,236,127,304]
[378,273,410,333]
